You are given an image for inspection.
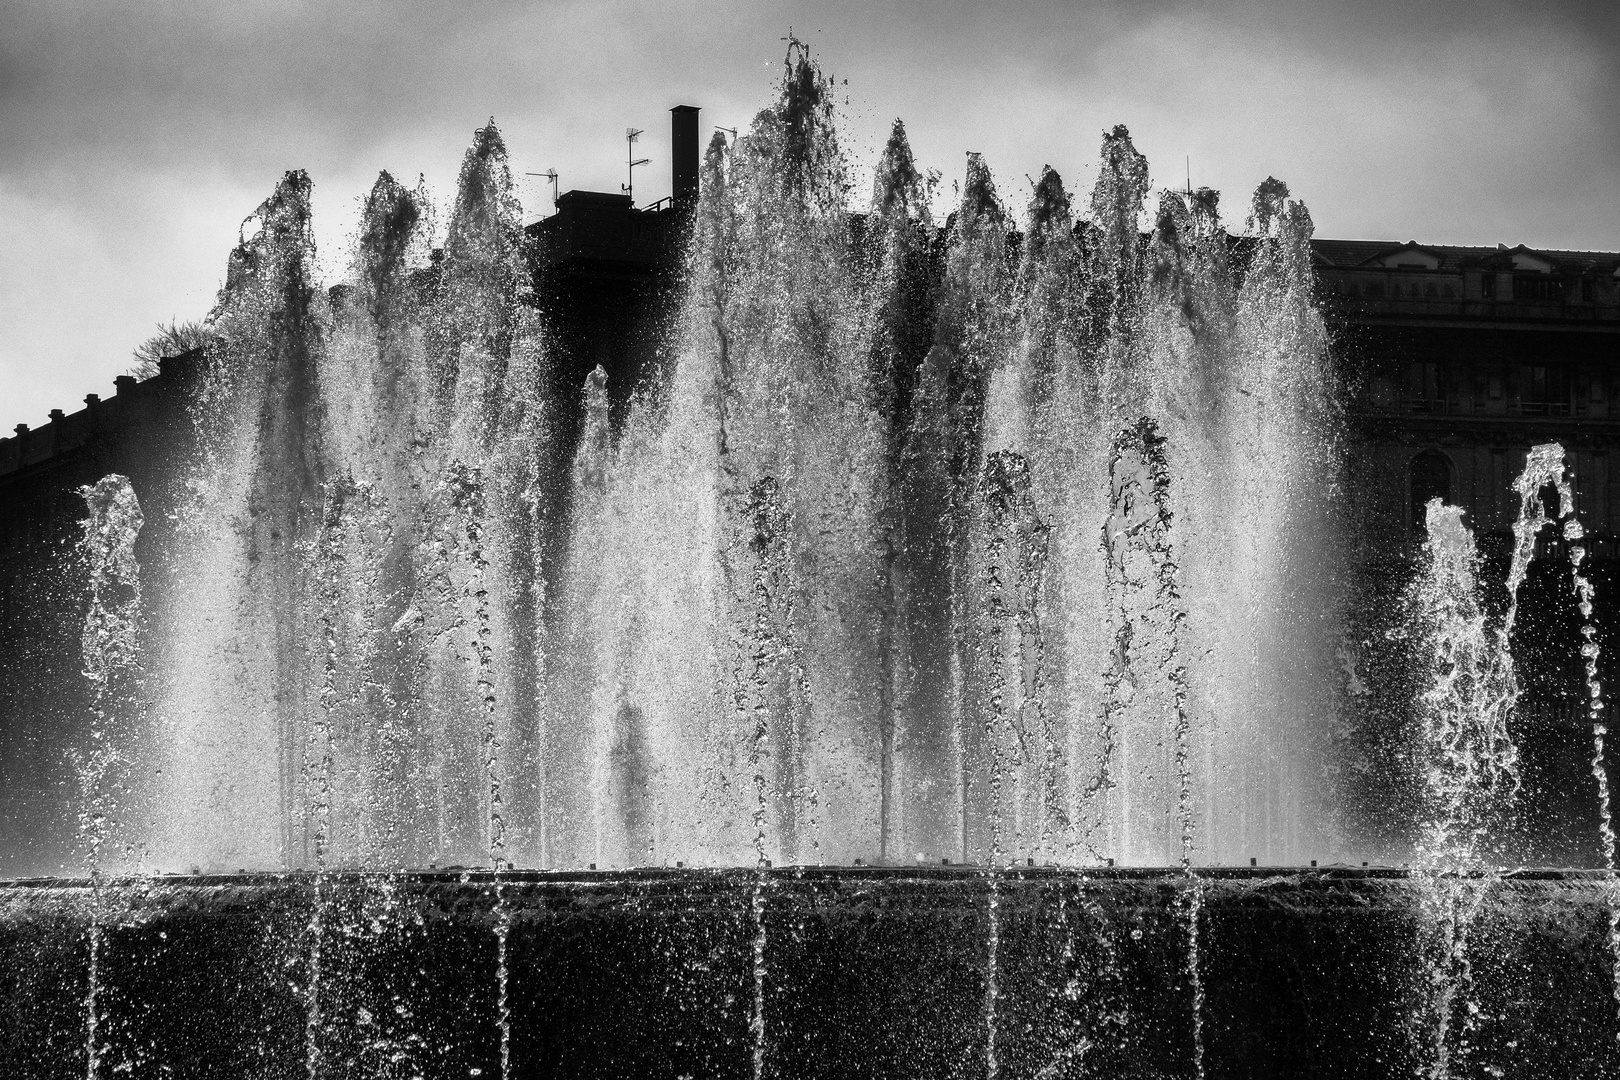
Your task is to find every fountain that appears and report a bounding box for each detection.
[4,42,1620,1077]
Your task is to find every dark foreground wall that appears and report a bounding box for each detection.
[2,867,1616,1079]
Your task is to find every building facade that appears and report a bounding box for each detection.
[1316,238,1620,863]
[1317,238,1620,550]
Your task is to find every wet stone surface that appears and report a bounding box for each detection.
[2,867,1618,1078]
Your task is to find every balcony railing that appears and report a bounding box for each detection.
[1402,397,1448,414]
[1398,398,1578,418]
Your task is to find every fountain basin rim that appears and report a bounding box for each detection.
[3,864,1610,889]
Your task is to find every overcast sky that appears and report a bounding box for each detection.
[2,0,1617,429]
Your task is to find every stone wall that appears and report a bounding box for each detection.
[2,868,1616,1078]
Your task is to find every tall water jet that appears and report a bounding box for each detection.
[1408,499,1516,1078]
[1099,419,1189,865]
[432,120,549,871]
[325,170,435,870]
[863,117,940,864]
[1501,444,1620,1038]
[1089,124,1150,337]
[138,118,554,875]
[555,40,888,866]
[144,169,326,870]
[925,151,1016,863]
[1202,177,1335,866]
[1405,443,1588,1075]
[300,477,351,1080]
[1560,493,1620,1036]
[74,475,144,1079]
[970,449,1055,860]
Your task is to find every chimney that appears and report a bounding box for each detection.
[671,105,700,209]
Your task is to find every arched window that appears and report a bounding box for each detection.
[1410,450,1452,533]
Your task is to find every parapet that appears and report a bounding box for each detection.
[0,348,205,485]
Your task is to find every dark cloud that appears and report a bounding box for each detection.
[2,0,1617,426]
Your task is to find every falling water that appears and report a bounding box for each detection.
[1409,498,1514,1079]
[1527,449,1620,1038]
[16,32,1331,903]
[750,871,770,1080]
[442,462,513,1077]
[984,866,1004,1080]
[15,48,1364,1078]
[303,478,349,1080]
[161,47,1324,879]
[1100,420,1187,864]
[1563,508,1620,1036]
[20,30,1620,1079]
[440,463,504,864]
[1035,874,1129,1075]
[1407,442,1587,1076]
[74,474,144,1080]
[1099,419,1205,1073]
[974,447,1052,1080]
[142,116,548,873]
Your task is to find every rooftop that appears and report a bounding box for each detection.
[1312,239,1620,274]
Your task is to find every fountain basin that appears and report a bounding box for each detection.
[2,867,1616,1078]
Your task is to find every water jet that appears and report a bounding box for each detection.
[4,40,1620,1077]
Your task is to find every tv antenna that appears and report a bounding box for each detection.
[623,128,650,205]
[525,169,560,211]
[716,125,738,145]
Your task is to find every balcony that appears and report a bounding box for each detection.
[1402,396,1449,415]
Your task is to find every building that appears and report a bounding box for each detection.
[1317,238,1620,549]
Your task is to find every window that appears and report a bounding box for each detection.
[1521,364,1571,416]
[1411,451,1452,534]
[1365,280,1385,299]
[1482,272,1497,299]
[1592,452,1608,530]
[1583,277,1596,303]
[1491,449,1508,529]
[1514,274,1563,301]
[1405,361,1445,413]
[1576,368,1608,410]
[1474,370,1505,413]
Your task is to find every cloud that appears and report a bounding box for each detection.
[2,0,1617,425]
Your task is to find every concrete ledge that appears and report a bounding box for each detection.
[2,868,1616,1078]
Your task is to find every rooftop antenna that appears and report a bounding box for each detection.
[624,128,650,205]
[716,125,738,144]
[524,170,560,212]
